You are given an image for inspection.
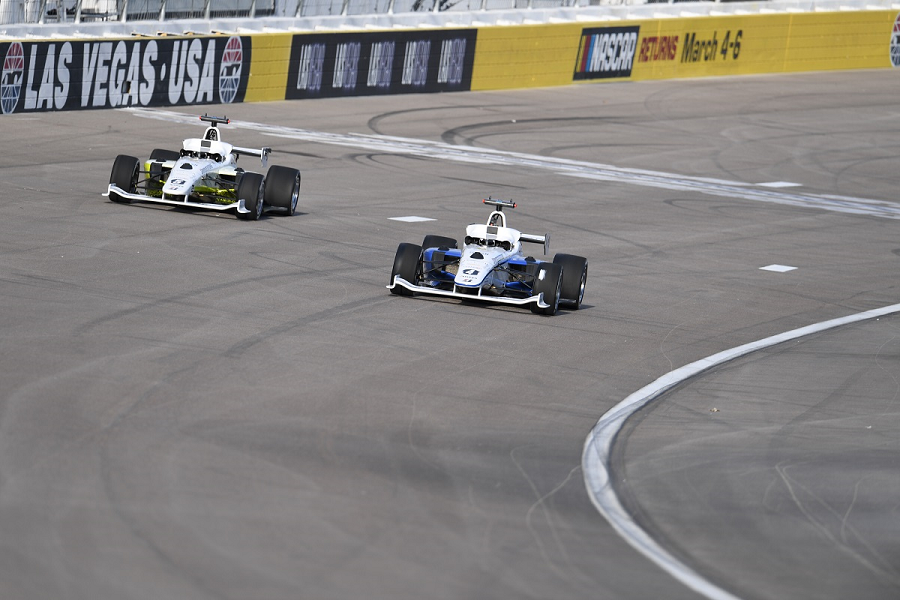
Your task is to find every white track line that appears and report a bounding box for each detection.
[125,107,900,221]
[582,303,900,600]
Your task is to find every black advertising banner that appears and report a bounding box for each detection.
[286,29,476,99]
[573,26,640,81]
[0,36,251,114]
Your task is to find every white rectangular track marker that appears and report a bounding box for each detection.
[389,216,436,222]
[757,182,802,188]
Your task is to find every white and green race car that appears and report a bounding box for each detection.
[104,114,300,220]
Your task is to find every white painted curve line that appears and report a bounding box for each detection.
[125,107,900,221]
[582,302,900,600]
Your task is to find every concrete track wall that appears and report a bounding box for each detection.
[1,6,898,113]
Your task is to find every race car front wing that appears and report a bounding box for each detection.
[387,276,552,309]
[104,184,254,214]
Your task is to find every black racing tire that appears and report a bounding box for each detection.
[264,165,301,216]
[553,253,588,309]
[236,172,265,221]
[530,262,562,316]
[149,148,180,162]
[422,235,457,250]
[109,154,139,203]
[389,243,423,296]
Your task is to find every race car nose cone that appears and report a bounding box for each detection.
[455,250,492,287]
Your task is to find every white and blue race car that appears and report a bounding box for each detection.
[387,199,587,315]
[104,114,300,220]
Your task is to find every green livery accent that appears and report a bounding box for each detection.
[144,161,164,197]
[141,161,236,203]
[193,185,236,204]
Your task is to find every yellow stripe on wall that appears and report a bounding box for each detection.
[470,24,583,91]
[781,11,895,72]
[244,33,293,102]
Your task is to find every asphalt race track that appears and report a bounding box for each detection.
[1,69,899,600]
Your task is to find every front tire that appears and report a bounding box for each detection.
[553,254,588,309]
[422,235,457,250]
[389,243,423,296]
[149,148,180,162]
[264,165,301,216]
[109,155,139,203]
[236,172,265,221]
[530,262,562,316]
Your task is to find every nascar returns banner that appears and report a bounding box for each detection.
[470,10,898,90]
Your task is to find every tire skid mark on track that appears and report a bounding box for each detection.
[439,116,610,146]
[73,271,312,336]
[127,107,900,221]
[365,104,504,136]
[97,356,232,599]
[224,295,393,357]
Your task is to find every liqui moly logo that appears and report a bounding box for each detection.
[296,43,325,92]
[368,41,394,89]
[333,42,360,90]
[437,38,466,85]
[402,40,430,87]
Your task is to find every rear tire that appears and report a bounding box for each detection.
[109,155,139,203]
[236,172,264,221]
[149,148,180,162]
[264,165,301,216]
[389,243,423,296]
[530,262,562,315]
[422,235,457,250]
[553,254,588,309]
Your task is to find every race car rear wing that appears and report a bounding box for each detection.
[520,232,550,256]
[233,145,272,167]
[200,114,230,126]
